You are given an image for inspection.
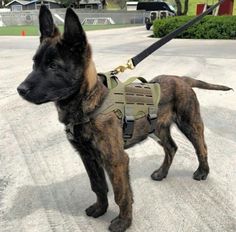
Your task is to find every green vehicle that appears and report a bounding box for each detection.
[137,1,176,30]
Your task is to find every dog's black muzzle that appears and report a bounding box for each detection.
[17,74,80,105]
[17,83,30,97]
[17,80,49,105]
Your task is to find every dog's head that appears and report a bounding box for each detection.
[17,5,96,104]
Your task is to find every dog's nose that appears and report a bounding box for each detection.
[17,84,30,96]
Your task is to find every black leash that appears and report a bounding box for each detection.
[113,0,224,74]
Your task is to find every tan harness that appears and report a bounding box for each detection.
[96,73,161,146]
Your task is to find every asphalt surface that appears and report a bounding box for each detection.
[0,26,236,232]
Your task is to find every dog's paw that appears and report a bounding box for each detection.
[85,202,108,218]
[193,167,209,181]
[151,168,167,181]
[109,217,131,232]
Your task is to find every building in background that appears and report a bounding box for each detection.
[196,0,234,15]
[6,0,62,11]
[78,0,103,9]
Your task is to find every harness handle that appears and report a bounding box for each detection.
[123,76,148,86]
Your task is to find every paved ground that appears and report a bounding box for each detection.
[0,26,236,232]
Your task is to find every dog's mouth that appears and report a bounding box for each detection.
[25,95,51,105]
[18,91,50,105]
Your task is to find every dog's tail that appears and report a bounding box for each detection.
[181,76,232,91]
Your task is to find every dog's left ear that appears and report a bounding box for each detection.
[63,8,87,46]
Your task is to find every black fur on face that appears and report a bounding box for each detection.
[17,5,89,104]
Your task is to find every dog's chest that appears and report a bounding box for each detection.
[56,103,87,125]
[65,122,93,143]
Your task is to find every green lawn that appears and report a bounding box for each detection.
[167,0,236,16]
[0,24,140,36]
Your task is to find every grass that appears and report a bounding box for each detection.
[167,0,236,16]
[0,24,140,36]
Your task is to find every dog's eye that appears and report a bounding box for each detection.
[49,62,57,70]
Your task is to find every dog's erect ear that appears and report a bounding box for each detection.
[39,5,54,39]
[64,8,87,45]
[39,5,59,42]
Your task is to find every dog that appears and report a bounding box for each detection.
[17,6,232,232]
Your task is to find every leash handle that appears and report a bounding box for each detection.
[112,0,224,74]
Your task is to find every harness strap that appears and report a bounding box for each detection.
[123,76,148,86]
[148,107,157,134]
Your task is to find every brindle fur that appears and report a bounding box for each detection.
[17,6,232,232]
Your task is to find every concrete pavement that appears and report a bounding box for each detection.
[0,26,236,232]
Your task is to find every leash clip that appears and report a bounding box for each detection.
[112,59,134,75]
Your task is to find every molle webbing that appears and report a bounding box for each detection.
[125,85,155,105]
[96,73,161,142]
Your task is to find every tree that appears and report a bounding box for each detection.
[101,0,107,9]
[0,0,12,8]
[110,0,126,9]
[175,0,189,16]
[0,0,10,8]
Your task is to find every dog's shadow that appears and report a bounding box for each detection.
[5,105,235,222]
[5,172,118,222]
[5,151,193,222]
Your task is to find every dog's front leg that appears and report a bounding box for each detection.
[69,138,109,218]
[95,114,133,232]
[105,152,133,232]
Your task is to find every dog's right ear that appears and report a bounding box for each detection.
[39,5,59,43]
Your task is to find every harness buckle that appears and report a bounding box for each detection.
[123,115,135,139]
[148,107,157,133]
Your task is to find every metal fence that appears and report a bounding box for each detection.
[0,9,147,26]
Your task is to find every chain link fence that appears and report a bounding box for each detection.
[0,10,147,26]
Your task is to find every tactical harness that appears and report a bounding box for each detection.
[95,72,161,147]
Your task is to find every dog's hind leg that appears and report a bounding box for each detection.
[176,118,209,181]
[151,125,178,181]
[174,92,209,181]
[70,140,109,218]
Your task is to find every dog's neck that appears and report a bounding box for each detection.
[56,73,108,125]
[85,59,98,92]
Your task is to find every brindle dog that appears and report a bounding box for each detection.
[17,6,231,232]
